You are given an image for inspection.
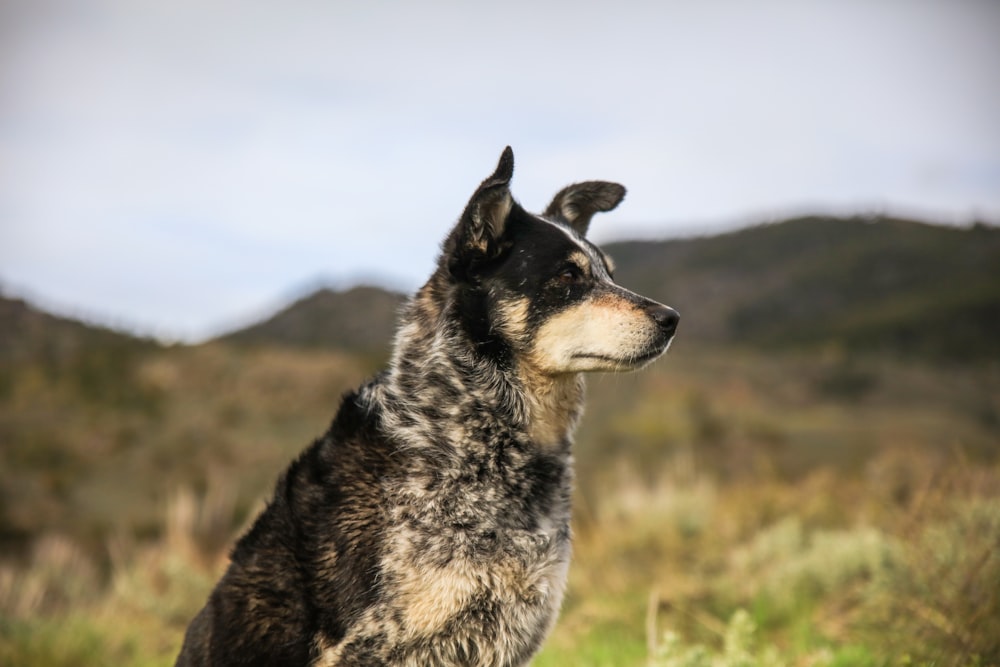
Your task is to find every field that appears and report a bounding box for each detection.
[2,334,998,666]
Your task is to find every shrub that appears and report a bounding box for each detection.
[861,497,1000,666]
[653,609,793,667]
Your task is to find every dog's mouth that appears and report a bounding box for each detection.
[571,343,669,369]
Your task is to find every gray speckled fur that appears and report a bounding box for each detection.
[176,148,677,666]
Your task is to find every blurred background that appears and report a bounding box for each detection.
[1,1,998,665]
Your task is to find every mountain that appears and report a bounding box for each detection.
[224,216,998,361]
[0,294,162,411]
[0,294,157,367]
[219,285,406,356]
[6,215,997,364]
[606,216,1000,360]
[1,293,165,423]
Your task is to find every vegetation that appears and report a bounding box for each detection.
[609,216,1000,361]
[1,217,998,665]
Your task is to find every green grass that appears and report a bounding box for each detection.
[2,343,999,666]
[1,616,113,667]
[3,455,998,667]
[535,617,647,667]
[535,449,1000,667]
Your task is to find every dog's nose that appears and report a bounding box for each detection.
[648,304,679,337]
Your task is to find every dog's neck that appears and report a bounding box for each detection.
[515,359,585,447]
[376,279,583,453]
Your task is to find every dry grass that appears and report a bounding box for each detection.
[538,447,1000,667]
[2,343,998,666]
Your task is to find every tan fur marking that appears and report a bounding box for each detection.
[497,296,531,342]
[387,541,567,640]
[517,364,584,445]
[381,525,480,640]
[531,293,655,371]
[415,285,440,318]
[567,250,591,272]
[313,637,343,666]
[395,561,479,638]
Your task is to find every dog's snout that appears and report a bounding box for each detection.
[647,304,679,337]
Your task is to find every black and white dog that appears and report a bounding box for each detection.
[177,147,678,666]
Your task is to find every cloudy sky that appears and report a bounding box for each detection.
[2,0,998,341]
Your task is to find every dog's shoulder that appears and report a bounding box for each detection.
[197,381,398,664]
[235,377,393,552]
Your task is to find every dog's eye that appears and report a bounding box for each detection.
[557,265,584,284]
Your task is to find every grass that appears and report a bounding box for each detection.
[1,343,999,665]
[3,469,998,667]
[535,450,1000,666]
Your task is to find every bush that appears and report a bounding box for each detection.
[653,609,792,667]
[861,497,1000,666]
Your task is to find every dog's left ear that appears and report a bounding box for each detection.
[447,147,516,279]
[543,181,626,236]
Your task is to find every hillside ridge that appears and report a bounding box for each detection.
[4,216,997,360]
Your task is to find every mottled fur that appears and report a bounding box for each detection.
[176,148,678,666]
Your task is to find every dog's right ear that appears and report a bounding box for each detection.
[446,147,516,280]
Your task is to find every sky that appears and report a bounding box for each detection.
[1,0,998,342]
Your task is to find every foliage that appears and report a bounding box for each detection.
[0,341,367,552]
[3,331,999,665]
[653,610,788,667]
[2,217,1000,664]
[861,495,1000,665]
[608,216,1000,361]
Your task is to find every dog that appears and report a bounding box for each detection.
[176,147,678,666]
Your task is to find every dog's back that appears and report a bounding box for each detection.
[177,148,677,666]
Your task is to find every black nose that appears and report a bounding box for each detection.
[648,304,679,337]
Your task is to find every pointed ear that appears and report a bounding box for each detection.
[447,147,516,277]
[543,181,626,236]
[463,146,514,251]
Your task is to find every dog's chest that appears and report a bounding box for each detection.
[383,509,571,639]
[317,446,573,665]
[388,451,572,622]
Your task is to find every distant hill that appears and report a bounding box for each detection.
[5,216,997,363]
[214,216,999,361]
[0,294,163,422]
[606,216,1000,361]
[218,285,405,356]
[0,295,157,367]
[220,216,999,361]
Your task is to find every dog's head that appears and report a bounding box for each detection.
[440,147,678,375]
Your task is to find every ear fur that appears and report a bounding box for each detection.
[543,181,626,236]
[447,147,516,279]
